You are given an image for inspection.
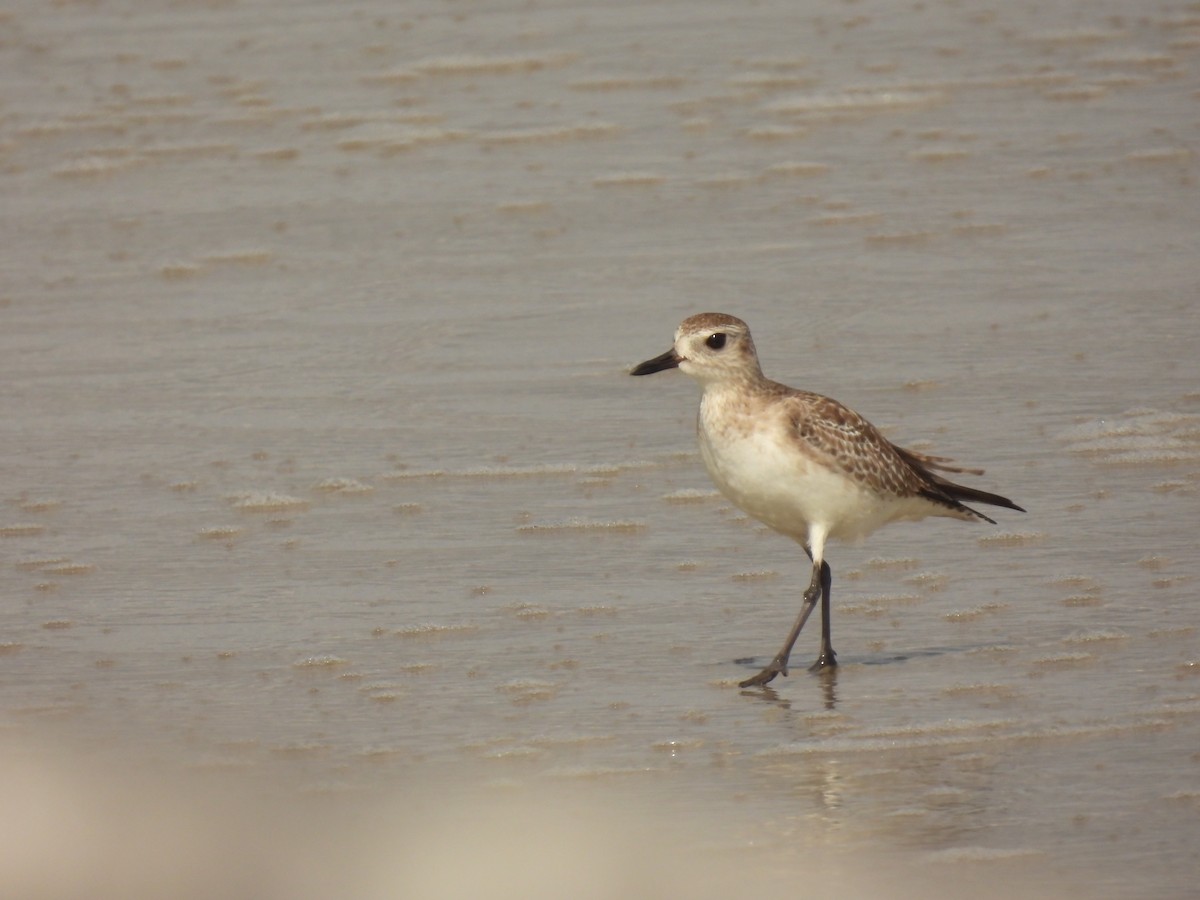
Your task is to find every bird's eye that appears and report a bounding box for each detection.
[706,333,727,350]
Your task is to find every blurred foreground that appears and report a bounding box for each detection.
[3,739,1080,900]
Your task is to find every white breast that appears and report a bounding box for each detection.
[697,392,931,545]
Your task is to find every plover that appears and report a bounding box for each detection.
[631,312,1024,688]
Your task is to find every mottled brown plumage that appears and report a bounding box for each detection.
[782,389,1014,523]
[632,313,1024,688]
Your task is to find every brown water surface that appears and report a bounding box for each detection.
[2,1,1198,896]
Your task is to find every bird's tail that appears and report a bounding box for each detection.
[895,446,1026,523]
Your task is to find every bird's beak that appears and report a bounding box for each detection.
[630,348,681,376]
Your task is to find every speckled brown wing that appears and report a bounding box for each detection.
[781,390,1020,521]
[783,391,931,499]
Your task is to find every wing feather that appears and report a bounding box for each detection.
[780,389,1016,520]
[784,392,929,498]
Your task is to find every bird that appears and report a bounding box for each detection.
[630,312,1024,688]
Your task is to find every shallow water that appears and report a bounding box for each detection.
[2,0,1199,896]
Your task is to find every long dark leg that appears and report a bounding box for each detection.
[739,557,825,688]
[808,559,836,670]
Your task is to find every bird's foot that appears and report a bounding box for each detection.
[808,649,837,672]
[739,657,788,688]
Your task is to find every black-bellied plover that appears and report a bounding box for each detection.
[632,313,1024,688]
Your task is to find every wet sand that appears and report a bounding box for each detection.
[2,0,1199,896]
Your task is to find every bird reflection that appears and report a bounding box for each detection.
[738,663,839,710]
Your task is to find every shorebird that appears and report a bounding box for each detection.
[631,313,1024,688]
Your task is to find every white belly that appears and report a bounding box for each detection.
[697,405,931,545]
